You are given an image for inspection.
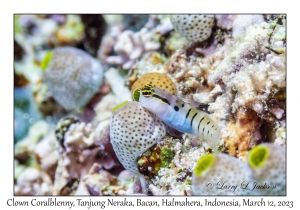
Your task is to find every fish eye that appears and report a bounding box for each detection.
[142,90,153,98]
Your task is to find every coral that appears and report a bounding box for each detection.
[195,39,219,57]
[82,163,113,195]
[164,32,188,56]
[59,178,82,195]
[215,15,235,30]
[247,143,286,195]
[137,141,175,178]
[232,15,265,38]
[52,158,71,195]
[98,24,124,66]
[42,47,104,110]
[128,52,168,86]
[15,121,50,162]
[131,72,176,100]
[92,94,119,124]
[32,79,66,116]
[104,68,132,103]
[55,119,95,177]
[14,160,26,180]
[110,101,166,175]
[106,28,160,69]
[16,15,59,49]
[55,117,80,149]
[34,133,59,181]
[83,168,136,196]
[274,121,286,147]
[146,134,209,195]
[153,15,174,35]
[222,109,262,160]
[53,117,121,195]
[166,48,215,98]
[192,153,254,195]
[170,15,214,42]
[103,15,174,70]
[55,15,84,46]
[90,120,122,170]
[15,167,53,195]
[268,15,286,55]
[101,177,134,196]
[206,21,286,131]
[14,120,54,195]
[84,79,112,110]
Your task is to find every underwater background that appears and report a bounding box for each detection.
[14,14,286,196]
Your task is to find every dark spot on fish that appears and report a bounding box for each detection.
[152,94,170,105]
[174,106,179,111]
[186,109,191,119]
[191,113,198,126]
[198,117,204,131]
[162,98,170,105]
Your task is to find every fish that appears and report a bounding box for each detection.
[135,84,221,148]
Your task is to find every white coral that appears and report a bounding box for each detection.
[209,22,285,117]
[232,15,265,38]
[15,167,53,195]
[64,122,93,152]
[106,28,160,69]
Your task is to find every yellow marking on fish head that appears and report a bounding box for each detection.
[141,84,170,105]
[141,84,155,98]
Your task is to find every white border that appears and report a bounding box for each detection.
[2,0,299,209]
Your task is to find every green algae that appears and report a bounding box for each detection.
[160,147,174,168]
[137,144,174,178]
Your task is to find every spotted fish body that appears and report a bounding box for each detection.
[138,84,221,147]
